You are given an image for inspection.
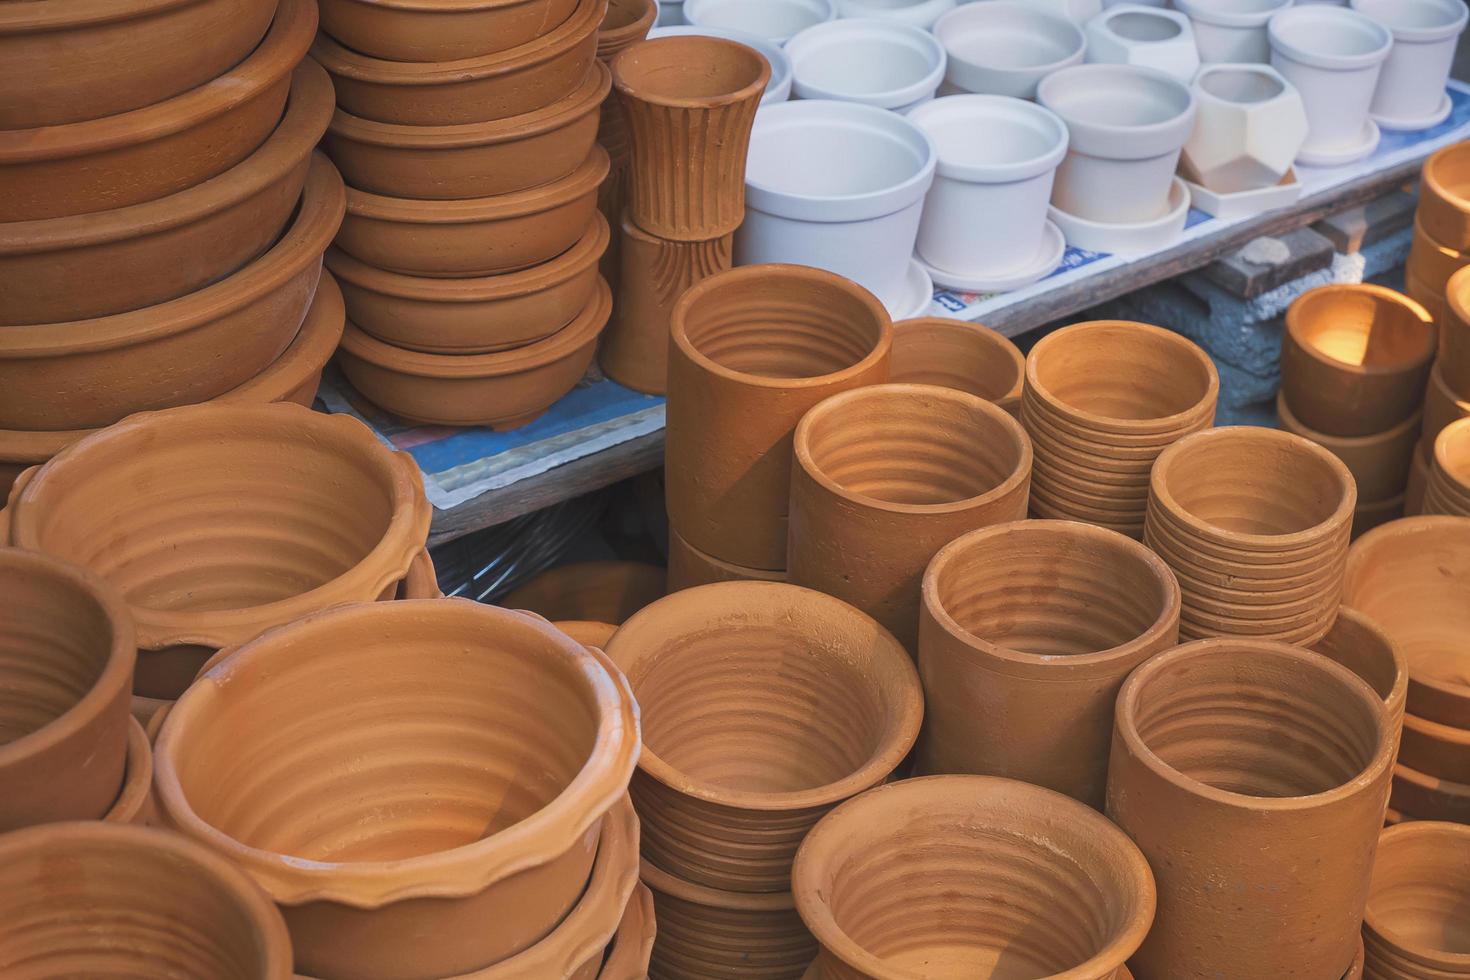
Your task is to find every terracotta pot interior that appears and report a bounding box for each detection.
[616,36,768,101]
[1198,67,1285,105]
[1155,433,1348,535]
[1368,827,1470,958]
[890,322,1021,402]
[1032,324,1213,422]
[1309,612,1399,705]
[1292,290,1433,371]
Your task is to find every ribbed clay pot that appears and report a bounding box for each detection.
[1277,391,1422,504]
[601,883,657,979]
[1426,417,1470,517]
[599,0,658,60]
[606,582,922,893]
[1420,142,1470,252]
[1107,639,1394,980]
[888,317,1025,416]
[795,775,1156,979]
[665,264,892,570]
[612,35,770,241]
[320,0,577,61]
[1310,606,1409,736]
[1363,823,1470,977]
[917,519,1180,808]
[0,0,315,223]
[1423,359,1470,459]
[666,525,788,591]
[788,383,1032,651]
[155,600,639,979]
[504,560,666,625]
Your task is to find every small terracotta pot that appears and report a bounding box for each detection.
[1363,823,1470,976]
[504,560,666,625]
[1406,445,1431,516]
[312,0,603,126]
[1406,266,1449,328]
[1422,359,1470,459]
[1420,141,1470,251]
[794,775,1156,979]
[1309,606,1409,735]
[666,525,788,591]
[1390,761,1470,822]
[600,883,656,979]
[613,35,770,241]
[0,0,316,223]
[788,383,1032,651]
[889,317,1024,416]
[606,582,922,892]
[1107,639,1394,980]
[665,264,892,570]
[338,276,611,429]
[1277,391,1422,504]
[917,519,1180,808]
[555,620,618,648]
[320,0,577,61]
[1425,416,1470,517]
[396,548,441,599]
[102,716,158,826]
[1408,218,1470,310]
[1282,283,1437,438]
[599,0,657,61]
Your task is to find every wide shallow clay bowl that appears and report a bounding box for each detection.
[503,559,666,625]
[666,525,789,591]
[794,775,1156,979]
[0,154,345,432]
[1426,417,1470,517]
[606,582,922,893]
[1420,141,1470,252]
[1309,606,1409,733]
[1276,391,1422,505]
[598,0,657,61]
[101,716,158,826]
[1363,822,1470,976]
[155,600,639,979]
[0,0,316,223]
[320,0,576,61]
[888,317,1025,415]
[600,882,656,979]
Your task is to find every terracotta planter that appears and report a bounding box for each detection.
[1355,493,1406,539]
[102,716,158,826]
[1408,218,1470,311]
[917,519,1180,808]
[612,35,769,241]
[0,0,315,223]
[155,600,639,979]
[788,383,1032,651]
[1406,446,1430,516]
[555,620,618,648]
[1423,359,1470,459]
[396,548,441,600]
[666,525,788,591]
[605,582,922,892]
[1310,606,1409,736]
[599,0,658,60]
[312,0,602,126]
[1400,711,1470,785]
[600,883,656,979]
[1443,266,1470,400]
[0,549,135,830]
[324,61,609,201]
[1426,417,1470,517]
[504,560,666,625]
[794,775,1156,979]
[1364,823,1470,976]
[1277,391,1422,503]
[1420,141,1470,252]
[888,317,1024,416]
[1107,639,1394,980]
[320,0,577,62]
[1391,762,1470,822]
[665,265,892,570]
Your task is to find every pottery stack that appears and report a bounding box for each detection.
[593,0,658,295]
[1363,822,1470,975]
[316,0,615,430]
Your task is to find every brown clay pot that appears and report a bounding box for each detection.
[889,317,1025,416]
[1276,391,1422,504]
[396,548,441,599]
[605,582,922,893]
[1363,823,1470,975]
[1106,639,1395,980]
[666,525,788,591]
[1425,417,1470,517]
[1423,359,1470,459]
[311,0,603,126]
[794,775,1156,979]
[1309,606,1409,733]
[102,716,158,826]
[1282,284,1437,438]
[338,276,611,429]
[0,548,135,830]
[1406,446,1431,517]
[1390,762,1470,823]
[154,600,639,979]
[1420,142,1470,252]
[665,265,892,570]
[555,620,618,648]
[1445,264,1470,397]
[0,0,316,223]
[600,883,656,979]
[1356,494,1406,539]
[1400,712,1470,785]
[503,560,666,624]
[788,383,1032,651]
[600,214,733,395]
[320,0,576,62]
[1408,219,1470,312]
[916,519,1180,808]
[324,61,609,201]
[1406,268,1449,333]
[598,0,656,61]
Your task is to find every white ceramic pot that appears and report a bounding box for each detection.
[740,99,937,313]
[837,0,956,29]
[649,26,795,103]
[1037,63,1196,223]
[1102,0,1168,5]
[1050,174,1191,253]
[787,19,946,112]
[935,1,1086,99]
[1026,0,1106,24]
[1352,0,1466,130]
[684,0,837,42]
[1182,63,1308,193]
[1175,0,1292,63]
[1085,4,1201,82]
[656,0,686,25]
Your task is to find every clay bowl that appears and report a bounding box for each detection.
[1277,391,1421,505]
[889,317,1025,415]
[1364,822,1470,975]
[320,0,576,61]
[598,0,657,61]
[327,212,608,354]
[1309,606,1409,732]
[102,716,158,826]
[666,525,789,591]
[1423,359,1470,459]
[335,146,607,278]
[154,600,639,979]
[503,559,666,625]
[794,775,1156,979]
[396,548,441,600]
[0,549,135,831]
[599,883,656,979]
[0,0,316,223]
[325,61,609,201]
[1426,417,1470,517]
[1400,712,1470,784]
[311,0,603,126]
[0,822,293,978]
[0,154,345,432]
[605,582,923,893]
[1420,141,1470,252]
[1282,284,1437,438]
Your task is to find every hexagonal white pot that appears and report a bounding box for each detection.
[1175,0,1294,63]
[1269,5,1392,165]
[1182,64,1308,193]
[787,18,946,112]
[836,0,956,30]
[684,0,836,43]
[1085,5,1202,82]
[1352,0,1467,131]
[934,1,1086,99]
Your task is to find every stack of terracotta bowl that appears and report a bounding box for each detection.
[1363,823,1470,975]
[1408,141,1470,328]
[1425,417,1470,516]
[0,0,342,493]
[1278,284,1436,537]
[316,0,615,430]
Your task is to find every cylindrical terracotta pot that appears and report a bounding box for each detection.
[1423,358,1470,459]
[1277,391,1422,504]
[599,0,658,61]
[1408,217,1470,309]
[788,383,1032,651]
[1425,417,1470,517]
[917,519,1180,808]
[101,715,159,826]
[665,264,892,570]
[1406,445,1431,516]
[1440,265,1470,401]
[319,0,577,61]
[504,560,666,625]
[612,35,770,241]
[794,775,1156,980]
[1391,761,1470,822]
[1108,639,1394,980]
[666,525,788,591]
[1363,823,1470,977]
[888,317,1025,416]
[600,883,657,979]
[1309,606,1408,734]
[1406,265,1449,329]
[1400,712,1470,785]
[154,600,639,979]
[605,582,922,893]
[1355,493,1405,540]
[1419,141,1470,252]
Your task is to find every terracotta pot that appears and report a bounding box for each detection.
[788,383,1032,651]
[1406,266,1449,329]
[1282,283,1437,438]
[1400,712,1470,785]
[0,154,344,432]
[1421,141,1470,252]
[1356,493,1406,539]
[1107,639,1394,980]
[612,36,768,241]
[504,560,666,624]
[1343,937,1366,980]
[1442,267,1470,402]
[1406,445,1431,516]
[0,549,135,830]
[102,716,158,826]
[1425,416,1470,517]
[1277,391,1422,504]
[1423,359,1470,459]
[335,146,607,278]
[555,620,618,648]
[600,214,733,395]
[917,519,1180,808]
[1310,606,1409,735]
[311,0,603,126]
[599,0,658,60]
[794,775,1156,979]
[600,883,657,979]
[1408,218,1470,312]
[606,582,922,892]
[665,264,892,570]
[888,317,1024,416]
[396,548,441,599]
[0,0,316,223]
[338,276,611,429]
[666,525,788,591]
[320,0,577,61]
[132,695,172,732]
[324,61,609,201]
[155,600,639,979]
[1390,761,1470,822]
[0,822,293,977]
[1364,823,1470,976]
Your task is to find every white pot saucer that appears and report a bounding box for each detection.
[1373,92,1453,133]
[1182,169,1302,220]
[886,258,935,320]
[916,221,1066,293]
[1296,119,1381,168]
[1049,177,1190,257]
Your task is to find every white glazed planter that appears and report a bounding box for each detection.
[1102,0,1167,6]
[1176,0,1293,63]
[1182,63,1308,193]
[1038,63,1196,223]
[649,26,794,103]
[836,0,956,29]
[787,19,946,111]
[935,1,1086,99]
[684,0,837,42]
[1027,0,1105,24]
[1352,0,1467,130]
[740,99,937,314]
[1085,5,1201,82]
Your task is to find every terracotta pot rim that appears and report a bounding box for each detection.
[611,35,772,110]
[639,857,797,911]
[552,620,618,649]
[1023,396,1205,453]
[1395,760,1470,797]
[0,0,215,30]
[890,316,1025,400]
[1364,821,1470,969]
[1433,417,1470,488]
[1285,283,1436,378]
[1146,492,1349,563]
[1318,607,1409,714]
[1276,390,1424,448]
[327,0,548,14]
[1402,710,1470,747]
[1448,251,1470,323]
[597,0,657,58]
[101,716,152,823]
